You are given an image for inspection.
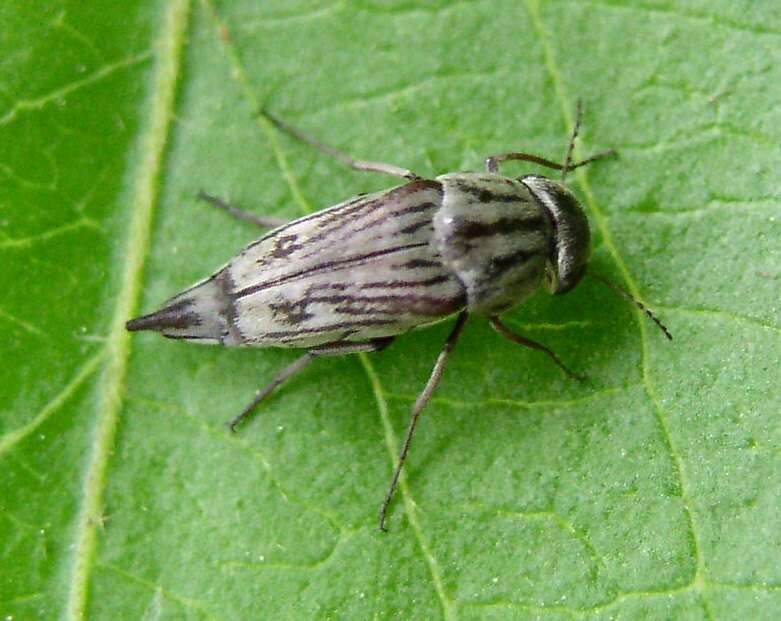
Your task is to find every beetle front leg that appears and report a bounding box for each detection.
[489,316,585,381]
[488,316,586,382]
[484,150,616,175]
[486,102,615,178]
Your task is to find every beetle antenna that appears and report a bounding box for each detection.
[588,271,673,340]
[561,100,584,183]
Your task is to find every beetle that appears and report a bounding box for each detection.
[127,103,671,531]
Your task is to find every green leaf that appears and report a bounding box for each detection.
[2,0,779,619]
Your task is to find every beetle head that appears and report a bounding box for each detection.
[521,175,591,294]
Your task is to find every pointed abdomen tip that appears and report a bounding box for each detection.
[126,313,164,332]
[124,272,234,342]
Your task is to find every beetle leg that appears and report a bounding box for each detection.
[261,108,421,180]
[484,149,615,175]
[489,316,585,381]
[228,337,395,432]
[379,311,469,532]
[197,191,288,229]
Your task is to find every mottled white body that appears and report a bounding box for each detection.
[122,102,652,534]
[129,172,573,350]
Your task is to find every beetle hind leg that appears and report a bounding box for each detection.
[197,191,288,229]
[379,311,469,532]
[261,108,421,180]
[228,337,396,432]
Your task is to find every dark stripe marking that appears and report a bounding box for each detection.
[455,182,523,203]
[453,215,547,240]
[308,292,462,315]
[360,274,452,289]
[400,258,442,269]
[256,319,399,339]
[399,219,433,235]
[235,242,429,299]
[246,194,370,249]
[487,247,539,277]
[347,201,438,236]
[303,274,450,296]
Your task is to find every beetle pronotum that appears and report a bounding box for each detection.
[127,103,671,531]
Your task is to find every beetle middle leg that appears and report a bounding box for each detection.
[228,337,395,432]
[197,190,288,229]
[489,316,584,381]
[379,310,469,532]
[261,108,421,181]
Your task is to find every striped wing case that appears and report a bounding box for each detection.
[130,180,467,347]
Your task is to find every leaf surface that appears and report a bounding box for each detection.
[1,1,779,619]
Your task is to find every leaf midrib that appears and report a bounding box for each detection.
[525,0,707,611]
[63,1,192,619]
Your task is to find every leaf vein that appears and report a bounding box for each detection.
[0,51,152,128]
[0,217,103,251]
[525,0,706,601]
[127,392,346,533]
[0,350,105,458]
[386,382,638,411]
[63,2,192,618]
[359,354,457,621]
[554,0,781,37]
[656,304,781,334]
[202,0,312,215]
[96,563,219,621]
